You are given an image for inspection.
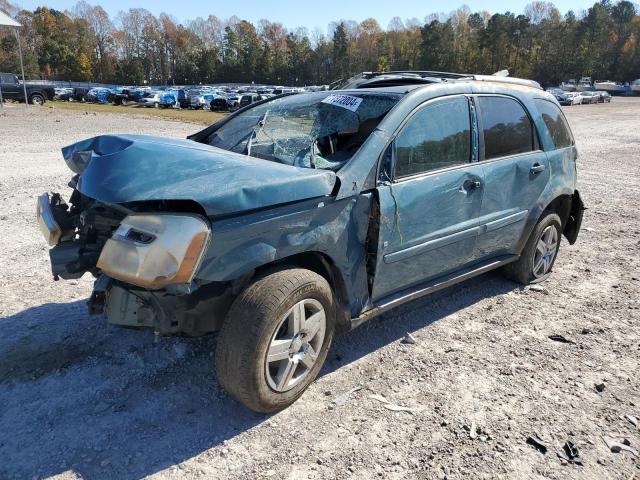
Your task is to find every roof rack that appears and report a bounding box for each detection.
[336,70,542,90]
[361,70,474,80]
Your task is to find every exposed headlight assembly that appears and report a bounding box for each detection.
[97,214,211,289]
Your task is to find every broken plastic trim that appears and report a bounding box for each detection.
[563,190,584,245]
[36,193,62,246]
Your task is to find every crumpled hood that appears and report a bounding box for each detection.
[61,135,337,216]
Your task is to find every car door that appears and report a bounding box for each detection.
[371,95,485,301]
[474,95,550,259]
[0,74,20,100]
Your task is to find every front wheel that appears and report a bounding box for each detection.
[215,268,335,413]
[502,211,562,284]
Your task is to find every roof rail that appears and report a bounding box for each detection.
[471,75,542,90]
[335,70,542,90]
[361,70,474,80]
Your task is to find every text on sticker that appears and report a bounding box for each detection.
[321,94,363,112]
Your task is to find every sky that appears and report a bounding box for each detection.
[14,0,593,32]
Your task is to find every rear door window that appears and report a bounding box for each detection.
[394,96,472,178]
[534,99,574,149]
[478,96,534,160]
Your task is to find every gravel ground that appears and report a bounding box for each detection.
[0,99,639,480]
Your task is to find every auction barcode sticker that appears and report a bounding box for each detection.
[321,94,363,112]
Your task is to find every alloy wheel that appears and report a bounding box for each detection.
[532,225,558,278]
[265,298,326,392]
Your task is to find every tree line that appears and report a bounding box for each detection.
[0,0,638,86]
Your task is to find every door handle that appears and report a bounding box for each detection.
[530,163,546,174]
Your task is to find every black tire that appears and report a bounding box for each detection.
[29,93,45,105]
[502,211,562,285]
[215,268,335,413]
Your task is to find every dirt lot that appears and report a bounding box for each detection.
[0,99,639,480]
[48,100,227,125]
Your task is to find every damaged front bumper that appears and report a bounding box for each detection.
[37,189,122,280]
[89,274,233,335]
[37,189,228,335]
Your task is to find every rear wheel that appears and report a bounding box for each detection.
[502,211,562,285]
[29,93,45,105]
[215,268,335,412]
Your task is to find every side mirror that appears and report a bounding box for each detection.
[13,75,19,85]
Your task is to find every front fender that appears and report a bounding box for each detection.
[196,195,373,317]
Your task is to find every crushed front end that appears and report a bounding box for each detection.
[37,130,339,336]
[36,179,232,336]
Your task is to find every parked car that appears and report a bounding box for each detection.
[210,96,229,111]
[0,72,54,105]
[210,93,241,111]
[547,88,572,106]
[37,71,583,413]
[86,87,111,104]
[564,92,583,105]
[110,87,150,105]
[226,93,241,111]
[579,91,599,104]
[272,87,296,95]
[54,87,74,101]
[239,93,263,108]
[71,87,90,102]
[159,89,186,108]
[178,89,191,109]
[594,91,612,103]
[190,93,218,109]
[137,91,162,108]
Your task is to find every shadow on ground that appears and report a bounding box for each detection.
[0,272,515,479]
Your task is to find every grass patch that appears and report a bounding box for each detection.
[48,100,227,125]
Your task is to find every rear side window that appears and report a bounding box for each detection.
[478,96,534,160]
[394,96,471,178]
[534,99,574,149]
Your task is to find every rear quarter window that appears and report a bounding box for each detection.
[478,96,534,160]
[534,99,574,149]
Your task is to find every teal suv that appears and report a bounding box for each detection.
[37,71,584,412]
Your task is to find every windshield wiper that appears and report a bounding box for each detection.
[246,110,269,157]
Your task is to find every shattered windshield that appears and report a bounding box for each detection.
[206,91,401,171]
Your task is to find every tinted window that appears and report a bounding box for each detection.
[534,99,574,149]
[394,96,471,178]
[478,96,533,160]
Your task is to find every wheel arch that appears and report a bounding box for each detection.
[544,194,573,228]
[516,189,582,254]
[251,251,352,332]
[29,91,45,104]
